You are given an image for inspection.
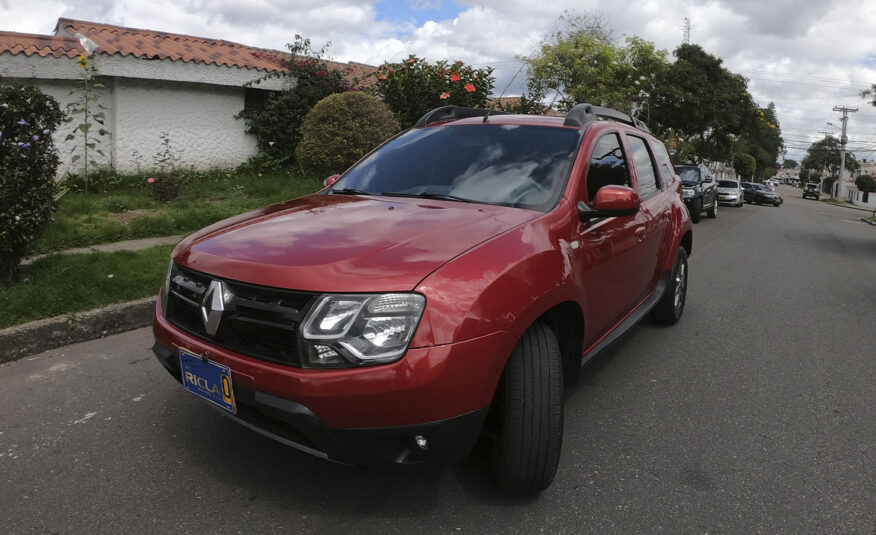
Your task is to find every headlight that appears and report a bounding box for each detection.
[682,188,693,199]
[301,293,426,367]
[160,259,174,316]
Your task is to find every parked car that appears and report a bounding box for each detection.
[151,104,693,493]
[802,182,821,200]
[716,179,744,207]
[675,164,718,223]
[742,182,783,206]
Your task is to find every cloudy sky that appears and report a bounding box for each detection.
[3,0,875,161]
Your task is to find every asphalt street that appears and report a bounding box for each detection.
[1,186,874,534]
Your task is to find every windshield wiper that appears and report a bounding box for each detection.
[381,191,477,203]
[330,187,373,196]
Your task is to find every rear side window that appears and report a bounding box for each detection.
[627,135,660,198]
[650,140,675,189]
[585,133,630,202]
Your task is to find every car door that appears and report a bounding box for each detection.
[624,133,670,293]
[571,131,648,344]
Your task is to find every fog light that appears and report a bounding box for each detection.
[414,435,429,451]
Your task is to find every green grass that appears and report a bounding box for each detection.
[0,245,175,329]
[31,172,322,255]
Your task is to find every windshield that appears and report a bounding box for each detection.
[718,180,739,188]
[675,166,701,186]
[330,124,583,212]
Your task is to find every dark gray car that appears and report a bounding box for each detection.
[676,164,718,223]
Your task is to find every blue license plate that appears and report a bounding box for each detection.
[179,348,236,414]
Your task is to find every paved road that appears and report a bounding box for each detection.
[1,187,874,534]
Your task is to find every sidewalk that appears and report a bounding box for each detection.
[2,235,181,363]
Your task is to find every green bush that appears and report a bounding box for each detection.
[295,92,399,178]
[237,36,351,168]
[0,85,65,285]
[370,56,495,128]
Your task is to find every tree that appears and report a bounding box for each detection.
[734,102,783,178]
[782,158,798,169]
[648,44,757,163]
[523,13,668,113]
[733,153,756,179]
[237,35,352,168]
[802,136,859,181]
[855,174,876,193]
[370,56,494,129]
[862,84,876,107]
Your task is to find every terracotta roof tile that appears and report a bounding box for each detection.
[0,30,84,59]
[54,18,284,72]
[1,18,378,85]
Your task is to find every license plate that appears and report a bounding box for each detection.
[179,348,236,414]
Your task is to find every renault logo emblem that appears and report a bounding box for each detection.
[201,280,226,336]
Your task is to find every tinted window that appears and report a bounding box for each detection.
[718,180,739,188]
[334,124,582,212]
[627,135,659,198]
[585,133,630,202]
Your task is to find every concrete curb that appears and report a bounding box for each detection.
[0,297,156,364]
[861,217,876,226]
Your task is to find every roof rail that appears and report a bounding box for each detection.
[414,106,510,127]
[563,103,650,133]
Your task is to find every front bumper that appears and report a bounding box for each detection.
[152,300,514,468]
[717,193,740,204]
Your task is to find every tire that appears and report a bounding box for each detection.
[651,247,688,325]
[690,199,702,223]
[491,323,564,493]
[707,197,718,218]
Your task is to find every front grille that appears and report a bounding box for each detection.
[165,263,317,366]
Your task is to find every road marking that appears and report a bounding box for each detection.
[73,412,97,425]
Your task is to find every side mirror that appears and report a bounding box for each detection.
[324,174,341,187]
[578,185,640,221]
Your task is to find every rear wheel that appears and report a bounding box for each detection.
[651,247,688,325]
[491,323,564,493]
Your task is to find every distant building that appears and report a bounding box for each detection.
[0,19,375,175]
[851,159,876,208]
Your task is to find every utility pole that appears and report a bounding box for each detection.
[832,106,858,200]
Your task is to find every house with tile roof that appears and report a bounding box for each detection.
[0,18,374,175]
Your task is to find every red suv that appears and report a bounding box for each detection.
[152,104,692,493]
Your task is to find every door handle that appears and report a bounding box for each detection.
[634,227,646,241]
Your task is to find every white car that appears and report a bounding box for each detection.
[717,179,744,207]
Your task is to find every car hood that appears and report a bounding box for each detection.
[681,181,699,188]
[172,194,539,293]
[717,187,740,193]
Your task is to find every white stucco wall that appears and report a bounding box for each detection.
[1,52,287,175]
[9,77,115,176]
[113,77,256,172]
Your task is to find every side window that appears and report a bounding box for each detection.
[627,135,659,198]
[585,133,630,202]
[650,140,674,189]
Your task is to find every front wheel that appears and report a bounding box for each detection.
[651,247,688,325]
[690,199,702,223]
[707,198,718,218]
[490,323,564,493]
